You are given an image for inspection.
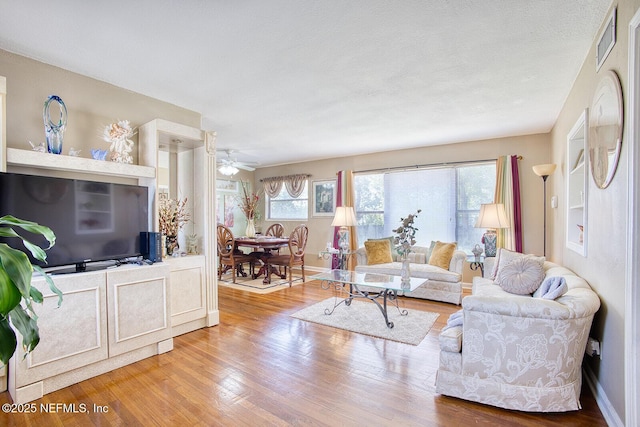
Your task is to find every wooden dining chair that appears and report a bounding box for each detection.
[265,223,285,238]
[217,224,254,283]
[267,224,308,286]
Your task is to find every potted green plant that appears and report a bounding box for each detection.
[0,215,62,366]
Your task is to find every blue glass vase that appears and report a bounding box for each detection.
[43,95,68,154]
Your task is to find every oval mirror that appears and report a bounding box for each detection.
[588,70,623,189]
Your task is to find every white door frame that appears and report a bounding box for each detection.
[625,10,640,427]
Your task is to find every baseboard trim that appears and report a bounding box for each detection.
[583,364,623,427]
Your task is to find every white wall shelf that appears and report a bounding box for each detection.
[566,109,588,256]
[6,148,156,179]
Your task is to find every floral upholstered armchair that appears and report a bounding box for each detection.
[436,249,601,412]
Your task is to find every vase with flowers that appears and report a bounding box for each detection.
[393,209,421,288]
[237,181,263,238]
[158,197,190,256]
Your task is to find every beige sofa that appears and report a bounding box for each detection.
[435,257,600,412]
[354,245,466,305]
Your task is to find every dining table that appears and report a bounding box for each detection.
[235,236,290,283]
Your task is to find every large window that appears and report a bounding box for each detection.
[267,182,309,220]
[354,162,496,253]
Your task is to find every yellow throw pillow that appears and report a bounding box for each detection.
[364,239,393,265]
[428,241,457,270]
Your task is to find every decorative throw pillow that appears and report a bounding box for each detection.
[367,236,398,260]
[428,241,457,270]
[364,239,393,265]
[491,248,545,280]
[495,256,545,295]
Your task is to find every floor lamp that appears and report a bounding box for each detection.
[532,163,557,256]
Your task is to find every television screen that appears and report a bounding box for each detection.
[0,171,149,272]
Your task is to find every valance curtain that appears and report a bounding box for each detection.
[261,174,310,198]
[332,170,357,269]
[494,155,522,252]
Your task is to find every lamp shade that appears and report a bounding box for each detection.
[475,203,509,229]
[331,206,357,227]
[532,163,557,177]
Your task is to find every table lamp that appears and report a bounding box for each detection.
[331,206,357,252]
[474,203,509,257]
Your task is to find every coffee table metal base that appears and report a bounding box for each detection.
[320,281,408,328]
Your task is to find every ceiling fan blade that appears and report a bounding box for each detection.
[236,164,255,171]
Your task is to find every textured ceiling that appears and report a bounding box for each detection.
[0,1,611,167]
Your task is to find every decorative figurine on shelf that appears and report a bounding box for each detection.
[102,120,135,164]
[28,140,46,153]
[91,149,109,161]
[68,147,81,157]
[43,95,68,154]
[186,233,198,255]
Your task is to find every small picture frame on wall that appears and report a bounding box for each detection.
[312,179,337,217]
[596,7,616,71]
[216,179,238,192]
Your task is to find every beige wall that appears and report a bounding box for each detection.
[0,49,200,162]
[549,0,640,422]
[253,133,551,270]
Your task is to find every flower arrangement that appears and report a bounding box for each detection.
[393,209,421,258]
[237,181,263,220]
[102,120,136,164]
[158,197,190,236]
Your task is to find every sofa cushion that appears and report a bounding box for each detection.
[439,325,462,353]
[428,241,457,270]
[356,262,461,283]
[407,252,427,264]
[364,239,394,265]
[495,255,545,295]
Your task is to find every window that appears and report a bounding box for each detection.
[354,162,496,253]
[267,182,309,220]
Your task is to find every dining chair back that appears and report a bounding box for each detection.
[265,223,285,238]
[267,224,308,286]
[216,224,254,283]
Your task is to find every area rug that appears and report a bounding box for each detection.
[291,297,439,345]
[218,275,304,294]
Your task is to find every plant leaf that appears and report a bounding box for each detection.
[8,305,39,354]
[0,268,21,316]
[33,265,62,308]
[0,215,56,250]
[0,244,33,299]
[0,316,18,366]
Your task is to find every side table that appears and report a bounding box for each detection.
[468,255,484,277]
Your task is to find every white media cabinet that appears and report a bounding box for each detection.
[0,76,219,403]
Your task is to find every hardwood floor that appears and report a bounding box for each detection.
[1,281,606,426]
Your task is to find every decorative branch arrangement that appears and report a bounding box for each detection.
[393,209,421,257]
[237,181,263,220]
[158,197,190,236]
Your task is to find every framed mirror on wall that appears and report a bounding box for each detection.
[589,69,624,189]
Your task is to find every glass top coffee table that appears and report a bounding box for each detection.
[310,269,427,328]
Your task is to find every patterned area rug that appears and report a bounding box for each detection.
[218,274,304,294]
[291,297,439,345]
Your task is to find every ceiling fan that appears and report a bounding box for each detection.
[217,149,258,175]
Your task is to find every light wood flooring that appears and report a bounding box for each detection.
[1,281,607,426]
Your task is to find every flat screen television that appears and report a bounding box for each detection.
[0,171,149,273]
